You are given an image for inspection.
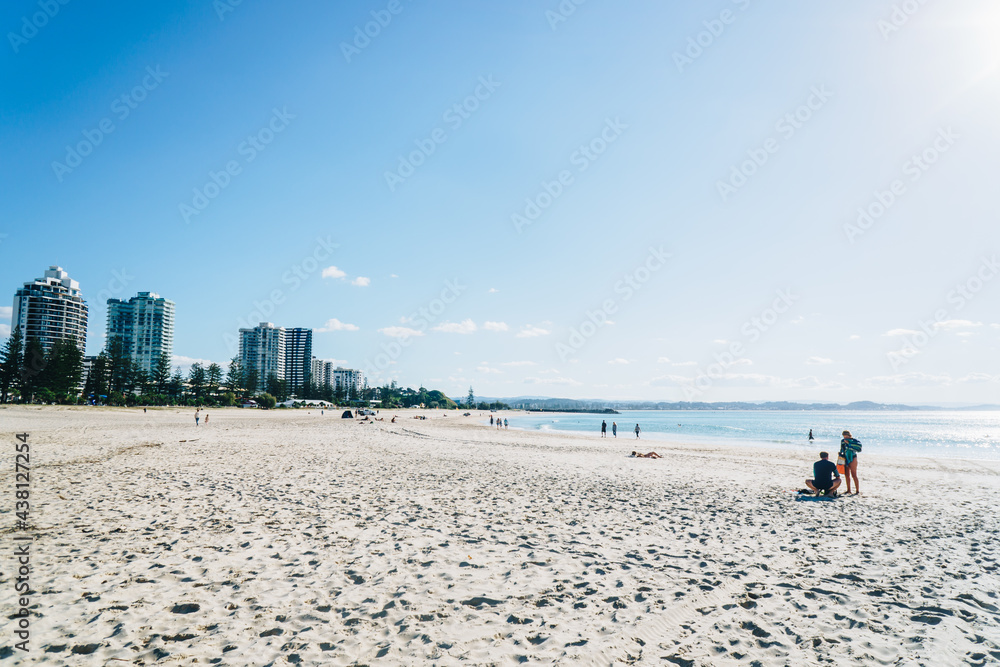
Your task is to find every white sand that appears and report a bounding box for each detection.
[2,405,1000,665]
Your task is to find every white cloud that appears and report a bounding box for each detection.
[488,288,499,293]
[350,276,371,287]
[859,372,952,388]
[321,266,346,279]
[390,274,399,278]
[502,360,536,367]
[934,319,981,330]
[849,335,861,340]
[885,329,920,337]
[657,357,671,363]
[648,375,692,387]
[516,325,550,338]
[0,323,9,337]
[713,339,728,345]
[483,321,508,332]
[672,361,698,367]
[957,373,999,384]
[608,358,629,365]
[317,318,359,332]
[0,306,12,319]
[171,355,217,374]
[476,365,502,374]
[651,372,845,390]
[805,356,834,365]
[524,376,581,386]
[379,326,424,338]
[433,319,478,334]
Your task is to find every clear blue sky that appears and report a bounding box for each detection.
[2,0,999,403]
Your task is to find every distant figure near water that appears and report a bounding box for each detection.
[634,424,641,439]
[612,422,617,437]
[601,420,607,437]
[808,429,814,441]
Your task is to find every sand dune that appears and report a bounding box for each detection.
[2,406,999,665]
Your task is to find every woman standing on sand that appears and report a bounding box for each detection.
[840,430,862,494]
[634,424,641,439]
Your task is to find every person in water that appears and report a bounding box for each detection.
[805,451,841,497]
[840,430,862,494]
[808,429,814,441]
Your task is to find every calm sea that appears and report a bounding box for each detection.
[508,410,1000,461]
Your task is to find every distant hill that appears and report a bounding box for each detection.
[456,396,1000,411]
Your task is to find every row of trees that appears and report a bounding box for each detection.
[0,327,84,404]
[0,326,487,409]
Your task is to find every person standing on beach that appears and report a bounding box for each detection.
[490,415,494,426]
[204,414,209,424]
[503,418,508,430]
[840,430,862,494]
[612,422,617,437]
[195,409,200,427]
[601,420,607,437]
[634,424,640,438]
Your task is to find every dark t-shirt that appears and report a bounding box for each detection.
[813,459,839,488]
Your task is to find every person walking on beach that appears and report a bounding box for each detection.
[490,415,494,426]
[805,451,841,497]
[634,424,641,438]
[204,414,209,424]
[840,430,862,494]
[808,429,814,441]
[195,409,200,427]
[601,420,607,437]
[612,422,617,437]
[503,418,508,430]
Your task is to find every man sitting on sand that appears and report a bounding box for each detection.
[631,451,663,459]
[805,451,841,497]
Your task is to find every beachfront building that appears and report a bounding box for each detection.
[284,327,313,395]
[332,367,364,397]
[11,266,89,353]
[239,322,285,392]
[310,357,337,389]
[106,292,175,375]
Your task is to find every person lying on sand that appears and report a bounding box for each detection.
[631,451,663,459]
[805,451,841,497]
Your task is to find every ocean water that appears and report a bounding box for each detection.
[508,410,1000,461]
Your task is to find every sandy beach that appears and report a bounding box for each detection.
[2,406,1000,666]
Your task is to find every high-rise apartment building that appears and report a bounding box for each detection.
[284,327,312,394]
[332,367,365,396]
[238,322,285,392]
[11,266,89,352]
[106,292,175,375]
